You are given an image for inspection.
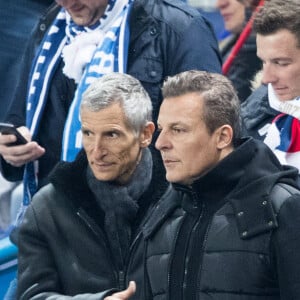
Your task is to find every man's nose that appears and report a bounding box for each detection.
[216,0,228,9]
[92,137,108,157]
[155,130,170,151]
[261,63,277,85]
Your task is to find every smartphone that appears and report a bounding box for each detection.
[0,122,28,146]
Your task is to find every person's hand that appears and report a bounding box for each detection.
[104,281,136,300]
[0,126,45,167]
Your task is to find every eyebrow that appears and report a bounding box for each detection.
[258,55,293,63]
[271,57,293,61]
[158,121,186,127]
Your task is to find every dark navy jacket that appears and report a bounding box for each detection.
[241,84,278,140]
[0,0,53,121]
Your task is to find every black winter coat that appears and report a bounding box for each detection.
[142,138,300,299]
[16,150,168,299]
[1,0,221,188]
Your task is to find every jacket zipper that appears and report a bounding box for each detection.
[119,270,125,290]
[167,210,187,300]
[196,218,212,298]
[184,202,213,300]
[183,199,205,300]
[167,189,201,300]
[117,227,147,291]
[76,209,120,286]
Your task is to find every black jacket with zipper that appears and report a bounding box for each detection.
[16,149,168,299]
[143,138,300,300]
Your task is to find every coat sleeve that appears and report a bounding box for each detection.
[4,3,60,128]
[0,4,60,182]
[16,204,118,300]
[0,25,33,182]
[271,193,300,299]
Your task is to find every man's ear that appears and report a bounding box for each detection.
[216,125,233,150]
[140,122,155,148]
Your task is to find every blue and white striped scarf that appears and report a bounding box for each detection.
[19,0,132,222]
[62,1,132,161]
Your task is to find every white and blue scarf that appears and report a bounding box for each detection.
[264,84,300,172]
[19,0,132,222]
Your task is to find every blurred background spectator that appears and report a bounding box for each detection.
[217,0,245,38]
[216,0,262,102]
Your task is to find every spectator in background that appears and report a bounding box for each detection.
[217,0,261,102]
[16,72,167,299]
[0,0,221,218]
[217,0,245,35]
[238,0,260,9]
[241,0,300,185]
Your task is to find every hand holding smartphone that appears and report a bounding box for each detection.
[0,122,28,146]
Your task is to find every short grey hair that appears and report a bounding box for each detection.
[81,73,153,135]
[162,70,241,143]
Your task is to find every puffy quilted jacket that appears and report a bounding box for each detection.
[142,138,300,300]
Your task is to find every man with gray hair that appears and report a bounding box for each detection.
[15,72,168,299]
